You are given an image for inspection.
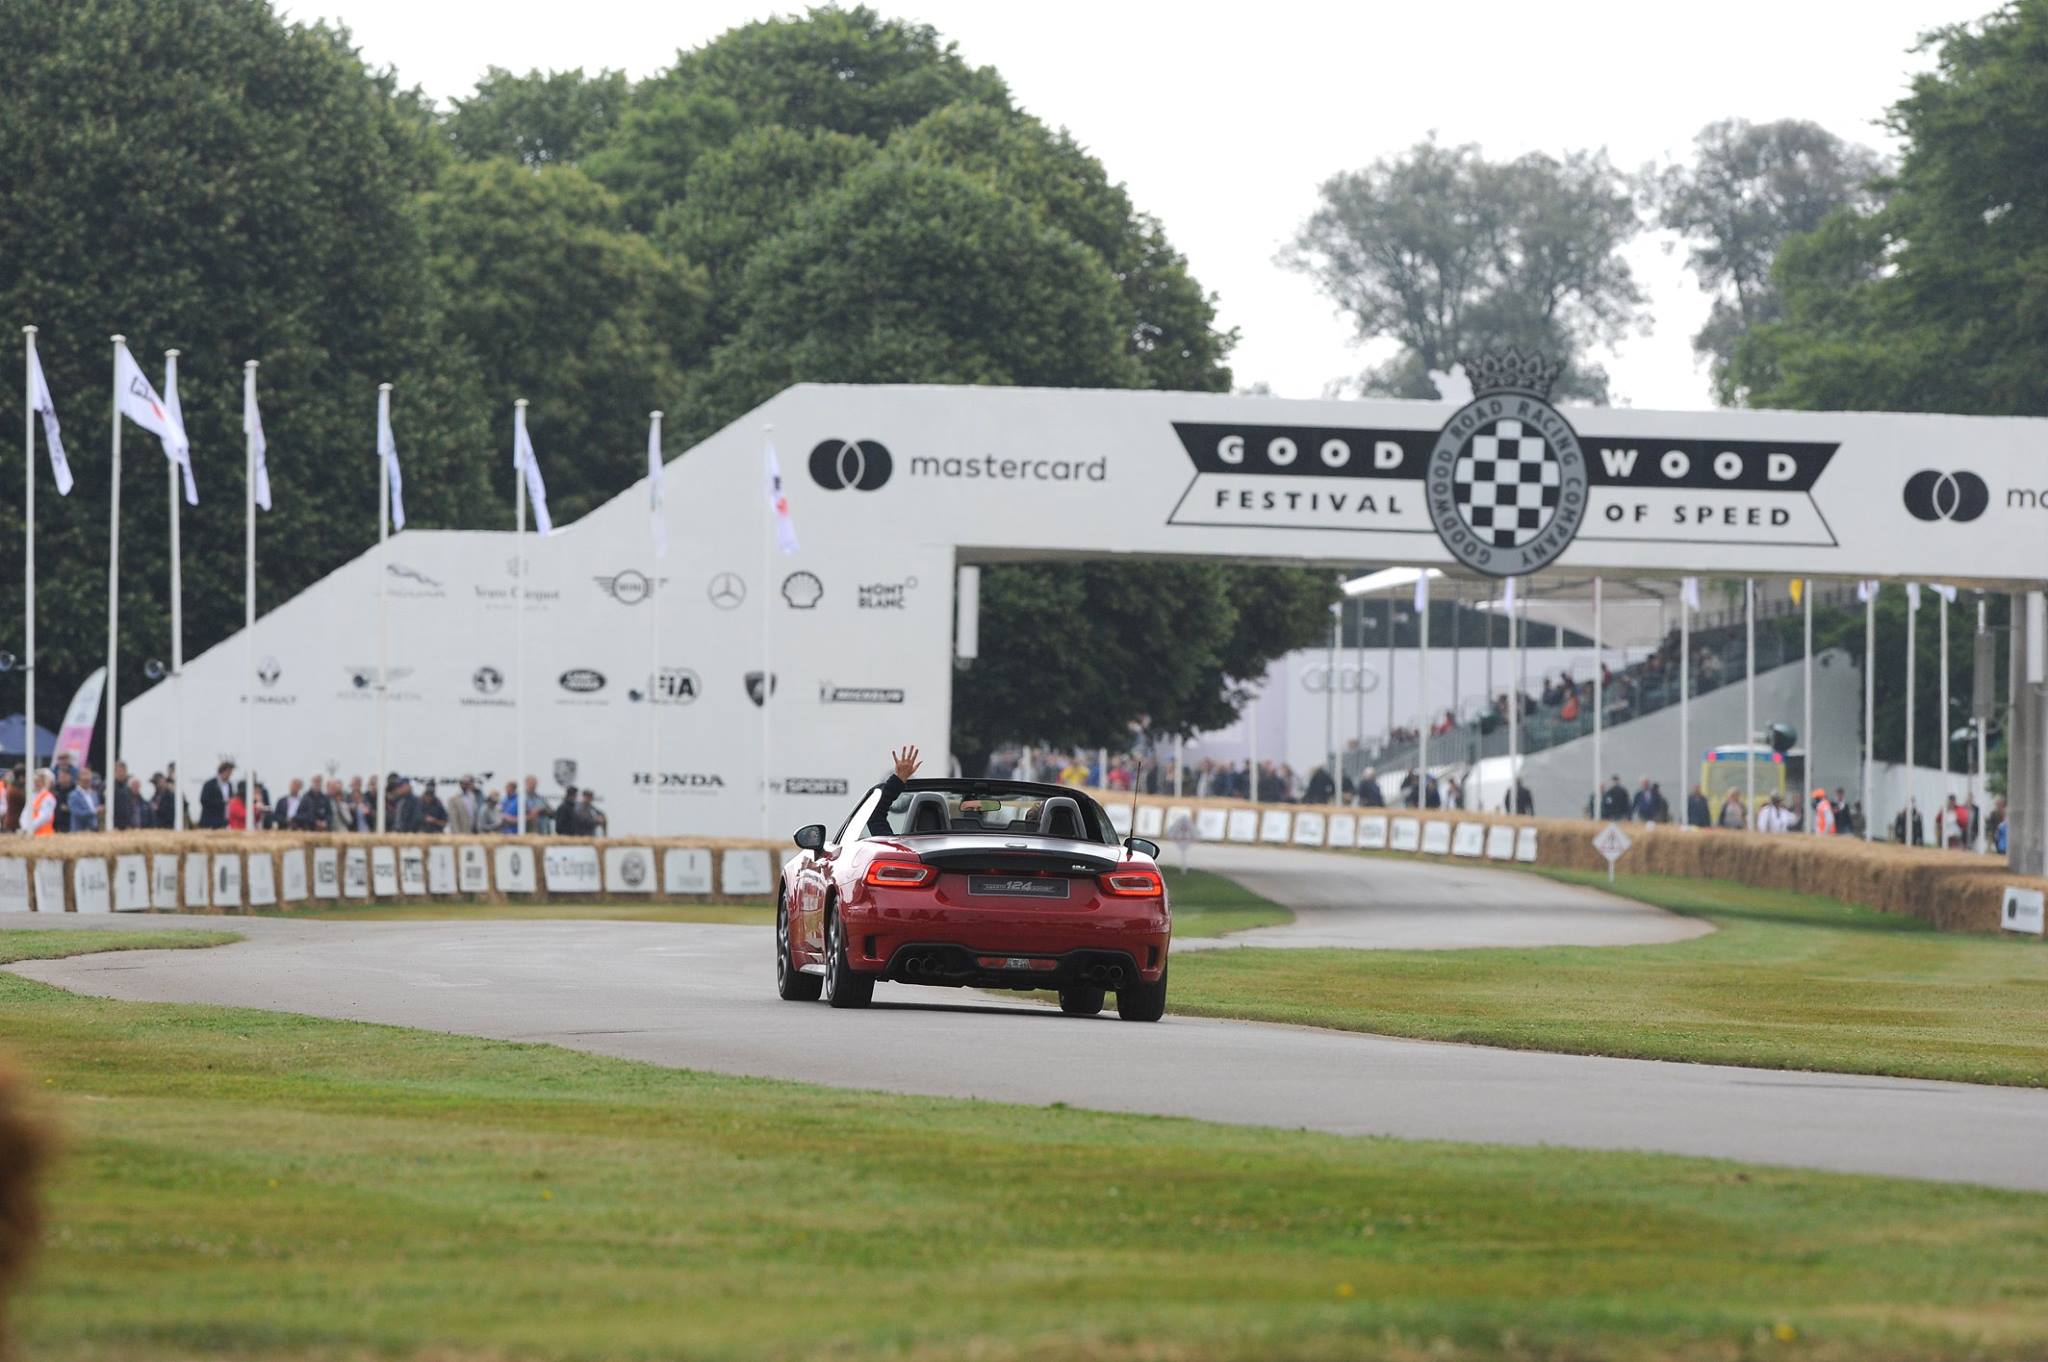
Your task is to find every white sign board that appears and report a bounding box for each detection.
[2001,885,2045,936]
[1135,804,1164,837]
[543,845,602,893]
[1226,809,1259,843]
[720,849,774,897]
[427,845,457,895]
[1452,823,1486,858]
[663,847,713,895]
[342,846,370,899]
[212,854,242,909]
[369,846,399,897]
[1195,808,1228,842]
[604,846,656,894]
[280,849,309,903]
[1291,811,1326,846]
[1326,812,1358,848]
[1593,822,1633,881]
[457,844,490,893]
[312,847,340,899]
[1163,806,1193,839]
[1108,803,1134,835]
[0,858,28,913]
[113,855,151,911]
[34,859,65,913]
[184,852,210,908]
[1258,809,1292,844]
[1420,821,1453,856]
[494,845,536,894]
[246,853,277,906]
[72,858,111,914]
[1358,814,1389,850]
[398,847,428,897]
[152,854,181,909]
[1515,826,1540,862]
[1389,817,1421,852]
[1485,824,1517,861]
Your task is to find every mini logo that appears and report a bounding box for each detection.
[809,438,893,491]
[707,572,746,610]
[784,777,850,796]
[554,758,578,786]
[559,668,606,694]
[629,667,701,704]
[1425,351,1588,577]
[858,576,918,610]
[1903,470,1988,522]
[256,656,282,687]
[782,571,824,609]
[595,569,661,604]
[745,671,777,707]
[473,666,504,695]
[819,682,906,704]
[618,852,648,888]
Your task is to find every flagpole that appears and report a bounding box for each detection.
[244,360,258,829]
[1679,579,1691,826]
[1354,591,1367,789]
[1977,596,1989,851]
[1593,575,1604,818]
[648,408,663,839]
[1906,585,1918,843]
[1803,582,1814,834]
[1863,585,1876,842]
[1744,578,1755,822]
[166,349,184,830]
[514,398,529,836]
[1507,577,1521,813]
[375,384,392,835]
[22,328,36,788]
[1939,589,1950,795]
[760,422,774,840]
[105,337,125,786]
[1416,575,1430,808]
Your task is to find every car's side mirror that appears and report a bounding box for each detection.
[793,823,827,852]
[1123,835,1160,858]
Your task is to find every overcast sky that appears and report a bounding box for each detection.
[304,0,1989,409]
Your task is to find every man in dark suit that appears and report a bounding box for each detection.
[388,775,424,833]
[198,761,235,829]
[291,775,330,831]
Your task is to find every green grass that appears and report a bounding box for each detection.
[1166,866,1293,938]
[0,929,242,965]
[1171,869,2048,1086]
[251,900,770,925]
[2,932,2045,1362]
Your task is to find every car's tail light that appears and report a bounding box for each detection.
[1099,867,1164,897]
[865,859,938,889]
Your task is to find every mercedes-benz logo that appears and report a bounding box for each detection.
[808,438,893,491]
[707,572,746,610]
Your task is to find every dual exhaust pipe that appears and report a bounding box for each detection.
[1082,962,1126,986]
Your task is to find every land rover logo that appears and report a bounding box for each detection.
[559,668,606,694]
[1425,352,1587,577]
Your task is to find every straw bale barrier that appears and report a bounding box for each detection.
[1092,788,2038,934]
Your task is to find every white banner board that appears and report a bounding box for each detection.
[1358,815,1389,850]
[1226,809,1258,843]
[152,855,181,909]
[398,847,428,897]
[427,845,457,895]
[605,846,656,894]
[211,854,242,909]
[1421,821,1453,856]
[246,853,277,907]
[2002,886,2045,936]
[0,859,27,913]
[1134,805,1164,837]
[543,845,602,893]
[663,847,713,895]
[1108,803,1134,834]
[342,847,370,899]
[1258,809,1291,844]
[1485,824,1517,861]
[184,853,210,908]
[34,859,64,913]
[1291,811,1326,846]
[720,849,773,897]
[1452,823,1486,858]
[369,846,399,897]
[1389,817,1420,852]
[72,858,111,914]
[312,848,340,899]
[1515,827,1540,862]
[1327,812,1358,848]
[1195,808,1228,842]
[281,849,309,903]
[457,844,490,893]
[494,845,536,894]
[113,855,150,911]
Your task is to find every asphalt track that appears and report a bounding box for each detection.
[7,850,2047,1192]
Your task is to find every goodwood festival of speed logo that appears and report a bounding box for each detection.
[1424,352,1587,576]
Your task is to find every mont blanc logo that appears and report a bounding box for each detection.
[1425,353,1589,576]
[809,438,893,491]
[707,572,746,610]
[1903,470,1989,523]
[858,576,918,610]
[819,682,906,704]
[595,569,663,604]
[781,571,824,609]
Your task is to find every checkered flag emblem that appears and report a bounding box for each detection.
[1452,418,1563,549]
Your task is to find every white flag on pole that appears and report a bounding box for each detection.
[1907,582,1922,610]
[513,403,553,536]
[764,437,799,555]
[1501,576,1515,613]
[648,412,667,559]
[1931,582,1957,604]
[243,370,271,511]
[27,343,72,495]
[377,388,406,530]
[1412,569,1429,613]
[1856,579,1880,603]
[114,345,195,503]
[1679,576,1700,612]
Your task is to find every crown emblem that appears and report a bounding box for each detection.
[1460,350,1563,400]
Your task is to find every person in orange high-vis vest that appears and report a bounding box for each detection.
[20,770,56,838]
[1810,788,1836,836]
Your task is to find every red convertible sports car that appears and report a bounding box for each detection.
[777,757,1171,1021]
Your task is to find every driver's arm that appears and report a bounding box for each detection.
[865,745,923,836]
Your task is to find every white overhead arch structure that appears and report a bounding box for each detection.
[121,383,2048,865]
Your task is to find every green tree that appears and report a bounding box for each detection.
[419,159,709,522]
[444,66,632,166]
[1283,137,1645,400]
[1652,118,1884,401]
[0,0,491,743]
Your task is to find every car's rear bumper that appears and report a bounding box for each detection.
[876,942,1162,990]
[844,898,1169,986]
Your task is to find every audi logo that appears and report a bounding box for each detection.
[1903,470,1988,522]
[809,438,893,491]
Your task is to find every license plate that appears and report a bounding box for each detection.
[968,875,1070,899]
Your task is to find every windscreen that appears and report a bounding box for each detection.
[880,786,1114,844]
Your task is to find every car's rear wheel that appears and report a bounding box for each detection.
[775,894,822,1001]
[1115,962,1167,1022]
[1058,985,1105,1016]
[822,908,873,1009]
